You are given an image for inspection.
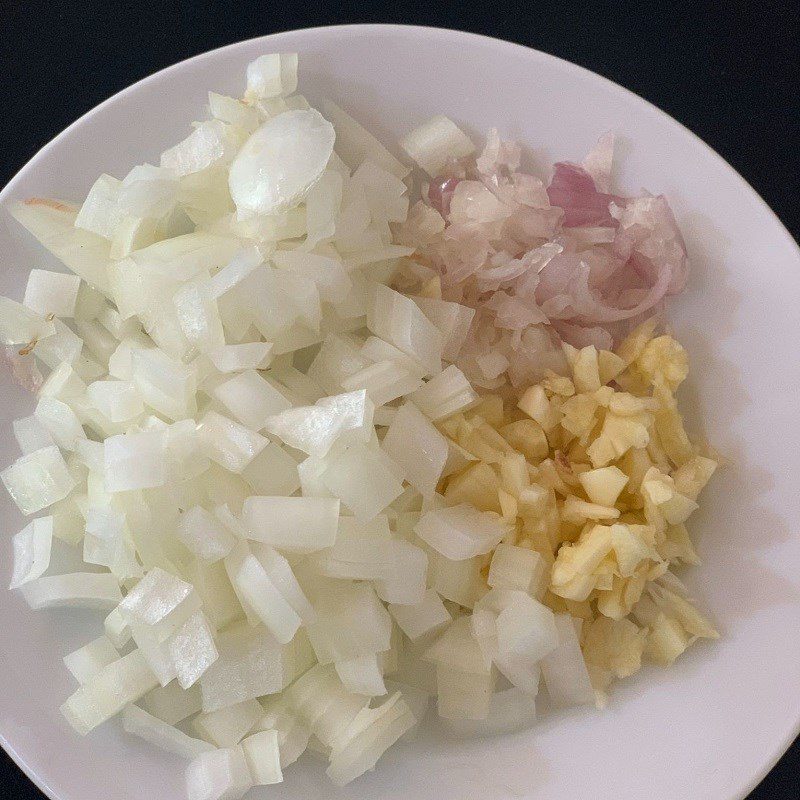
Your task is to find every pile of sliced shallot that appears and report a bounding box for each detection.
[395,122,689,391]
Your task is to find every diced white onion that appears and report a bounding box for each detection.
[389,589,452,640]
[194,698,263,748]
[399,115,475,177]
[23,269,81,318]
[63,635,119,684]
[539,613,595,707]
[415,504,509,560]
[241,496,339,553]
[1,445,76,515]
[229,110,335,216]
[61,649,159,735]
[123,704,215,759]
[241,729,284,785]
[382,402,448,498]
[9,516,53,589]
[185,746,253,800]
[20,572,121,610]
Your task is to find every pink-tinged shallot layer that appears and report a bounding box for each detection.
[394,130,689,389]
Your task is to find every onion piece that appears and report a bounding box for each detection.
[199,623,309,712]
[410,364,479,422]
[194,698,264,748]
[389,588,451,640]
[208,342,273,373]
[198,412,268,474]
[1,445,76,515]
[382,402,448,498]
[13,415,55,455]
[367,285,444,377]
[320,443,405,522]
[0,296,56,347]
[61,649,159,735]
[104,430,167,492]
[123,704,214,760]
[263,390,372,458]
[34,396,87,451]
[63,636,120,685]
[415,504,509,560]
[213,369,292,430]
[9,516,53,589]
[326,692,415,786]
[245,53,298,101]
[539,613,595,707]
[228,110,335,216]
[23,269,81,318]
[335,653,387,697]
[399,115,475,177]
[139,682,203,726]
[241,729,284,785]
[487,543,547,597]
[10,200,112,293]
[242,496,339,553]
[441,687,537,738]
[412,296,475,362]
[185,746,253,800]
[318,99,410,180]
[305,583,392,663]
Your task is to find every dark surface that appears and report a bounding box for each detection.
[1,2,798,798]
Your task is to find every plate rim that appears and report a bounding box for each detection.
[1,23,798,800]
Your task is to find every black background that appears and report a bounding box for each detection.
[1,2,798,798]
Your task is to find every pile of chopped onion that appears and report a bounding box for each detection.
[0,52,717,800]
[394,124,689,391]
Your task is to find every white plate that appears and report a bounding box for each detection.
[1,24,799,800]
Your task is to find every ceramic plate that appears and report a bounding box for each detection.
[1,24,799,800]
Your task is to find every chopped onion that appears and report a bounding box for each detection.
[198,411,268,474]
[178,506,236,562]
[442,687,536,738]
[229,110,335,215]
[241,729,284,785]
[63,635,119,685]
[382,402,448,499]
[185,746,253,800]
[399,116,475,177]
[241,496,339,553]
[368,285,443,376]
[1,445,75,515]
[199,623,304,712]
[9,516,53,589]
[194,698,263,748]
[34,396,86,451]
[208,342,273,373]
[11,199,112,292]
[213,369,291,430]
[138,683,200,728]
[104,430,166,492]
[320,443,404,522]
[415,504,509,560]
[389,588,451,640]
[305,583,392,663]
[123,704,214,760]
[539,613,595,706]
[245,53,298,101]
[335,653,387,697]
[12,415,55,455]
[318,99,409,180]
[326,692,415,786]
[23,269,81,318]
[61,649,159,735]
[0,51,709,795]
